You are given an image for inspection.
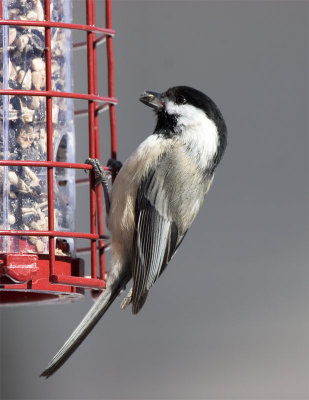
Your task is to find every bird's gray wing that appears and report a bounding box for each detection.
[131,169,186,314]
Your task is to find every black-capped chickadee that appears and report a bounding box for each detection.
[41,86,227,378]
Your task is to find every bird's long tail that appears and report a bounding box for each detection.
[40,273,131,378]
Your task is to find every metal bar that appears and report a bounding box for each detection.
[0,229,104,240]
[0,160,109,170]
[87,0,98,280]
[94,33,107,45]
[74,108,89,116]
[45,0,55,276]
[0,89,117,104]
[0,19,116,35]
[92,3,106,282]
[73,41,87,49]
[106,0,117,161]
[75,178,90,185]
[73,33,108,49]
[51,275,106,288]
[74,104,109,116]
[95,103,110,113]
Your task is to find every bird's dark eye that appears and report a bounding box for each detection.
[176,95,187,105]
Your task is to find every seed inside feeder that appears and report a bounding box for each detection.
[1,0,75,256]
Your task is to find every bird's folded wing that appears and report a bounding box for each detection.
[131,168,185,313]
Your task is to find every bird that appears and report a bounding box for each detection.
[40,85,227,378]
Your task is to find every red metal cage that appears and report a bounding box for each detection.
[0,0,117,304]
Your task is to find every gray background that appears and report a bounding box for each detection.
[1,0,308,399]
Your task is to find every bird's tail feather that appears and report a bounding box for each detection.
[40,273,130,378]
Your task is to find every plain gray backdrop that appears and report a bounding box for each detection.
[1,0,308,399]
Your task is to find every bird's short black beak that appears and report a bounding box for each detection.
[139,91,165,111]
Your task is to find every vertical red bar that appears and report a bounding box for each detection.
[91,1,106,281]
[86,0,98,279]
[45,0,55,275]
[106,0,117,161]
[0,1,3,19]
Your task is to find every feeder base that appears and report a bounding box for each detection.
[0,253,87,305]
[0,289,84,306]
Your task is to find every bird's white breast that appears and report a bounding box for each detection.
[107,135,170,242]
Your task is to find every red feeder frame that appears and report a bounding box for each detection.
[0,0,117,304]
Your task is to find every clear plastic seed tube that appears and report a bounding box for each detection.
[0,0,75,255]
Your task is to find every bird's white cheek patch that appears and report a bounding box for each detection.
[165,101,204,127]
[165,100,219,169]
[186,115,219,165]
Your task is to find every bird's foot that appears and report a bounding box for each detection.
[85,158,110,187]
[107,158,123,175]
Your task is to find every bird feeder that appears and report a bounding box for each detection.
[0,0,117,304]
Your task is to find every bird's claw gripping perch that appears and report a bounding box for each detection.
[85,158,111,215]
[85,158,109,188]
[107,158,123,174]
